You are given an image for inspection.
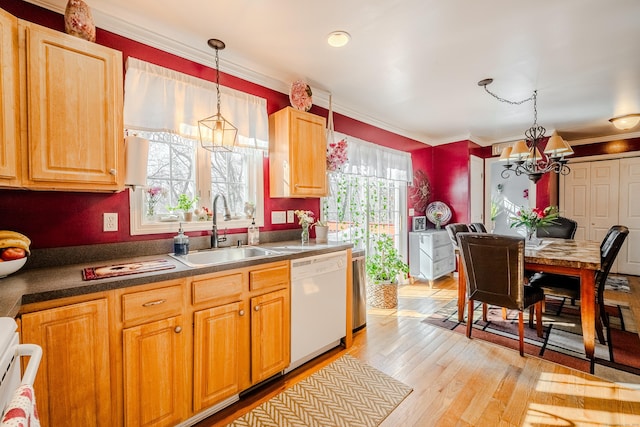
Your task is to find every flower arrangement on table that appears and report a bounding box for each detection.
[326,138,348,172]
[510,206,559,240]
[289,80,313,112]
[145,185,167,217]
[294,210,315,243]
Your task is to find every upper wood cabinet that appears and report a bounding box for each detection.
[269,106,327,197]
[0,8,20,187]
[19,20,124,191]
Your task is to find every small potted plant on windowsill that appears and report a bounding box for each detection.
[365,234,409,309]
[173,194,199,221]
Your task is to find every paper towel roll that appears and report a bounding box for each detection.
[124,135,149,187]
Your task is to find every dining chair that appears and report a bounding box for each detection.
[528,225,629,351]
[468,223,487,233]
[446,224,471,322]
[457,233,544,356]
[536,217,578,239]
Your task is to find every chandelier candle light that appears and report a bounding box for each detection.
[479,78,573,183]
[198,39,238,152]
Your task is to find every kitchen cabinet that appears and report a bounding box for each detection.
[119,280,189,427]
[0,8,20,187]
[269,106,327,197]
[409,230,455,283]
[19,20,124,191]
[21,298,113,427]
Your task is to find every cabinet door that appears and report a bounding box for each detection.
[123,316,188,427]
[20,21,124,191]
[0,8,20,187]
[289,108,327,197]
[193,301,249,411]
[250,288,290,384]
[21,299,113,427]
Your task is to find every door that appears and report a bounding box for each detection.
[562,163,590,240]
[469,155,484,224]
[618,157,640,275]
[21,299,112,427]
[589,160,619,242]
[0,8,20,187]
[193,301,248,411]
[123,316,188,427]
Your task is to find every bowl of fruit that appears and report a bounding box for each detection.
[0,231,30,279]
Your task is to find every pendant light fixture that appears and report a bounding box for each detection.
[198,39,238,152]
[479,78,573,183]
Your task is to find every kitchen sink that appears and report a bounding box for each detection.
[169,246,281,267]
[269,244,329,252]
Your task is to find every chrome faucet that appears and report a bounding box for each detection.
[211,194,232,248]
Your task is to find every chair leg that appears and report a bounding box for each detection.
[502,307,507,320]
[467,299,474,338]
[535,301,543,338]
[595,310,606,345]
[528,306,533,329]
[482,303,488,322]
[518,312,524,356]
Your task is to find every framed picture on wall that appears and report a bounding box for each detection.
[412,216,427,232]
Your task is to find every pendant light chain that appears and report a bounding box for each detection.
[215,47,221,114]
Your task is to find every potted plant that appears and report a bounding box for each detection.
[173,194,199,221]
[365,234,409,309]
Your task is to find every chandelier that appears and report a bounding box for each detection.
[479,78,573,183]
[198,39,238,152]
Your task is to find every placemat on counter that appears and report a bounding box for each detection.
[82,259,175,281]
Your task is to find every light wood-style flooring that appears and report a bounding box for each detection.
[198,274,640,427]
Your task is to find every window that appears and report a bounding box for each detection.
[321,133,412,258]
[123,58,268,235]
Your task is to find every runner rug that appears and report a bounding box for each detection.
[226,354,412,427]
[423,296,640,376]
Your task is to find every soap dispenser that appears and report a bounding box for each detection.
[248,218,259,245]
[173,223,189,255]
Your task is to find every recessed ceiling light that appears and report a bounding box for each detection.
[327,31,351,48]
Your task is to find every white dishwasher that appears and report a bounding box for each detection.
[286,250,347,373]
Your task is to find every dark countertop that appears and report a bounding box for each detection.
[0,241,353,318]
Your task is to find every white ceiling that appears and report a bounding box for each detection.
[28,0,640,147]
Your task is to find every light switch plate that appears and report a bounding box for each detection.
[409,208,415,216]
[271,211,286,224]
[287,210,294,223]
[104,213,118,232]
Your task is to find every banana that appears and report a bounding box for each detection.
[0,231,31,254]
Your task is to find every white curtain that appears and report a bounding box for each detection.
[334,131,413,182]
[123,57,268,150]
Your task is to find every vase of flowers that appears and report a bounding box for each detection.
[510,206,559,245]
[294,210,314,244]
[145,186,167,219]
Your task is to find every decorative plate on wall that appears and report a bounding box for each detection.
[410,170,431,213]
[426,201,452,226]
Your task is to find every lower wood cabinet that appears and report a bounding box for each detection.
[193,301,249,412]
[21,298,113,427]
[123,315,189,427]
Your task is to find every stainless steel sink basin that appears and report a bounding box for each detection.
[169,246,281,267]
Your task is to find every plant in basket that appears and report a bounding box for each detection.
[365,234,409,309]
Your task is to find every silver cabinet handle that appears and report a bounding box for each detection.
[239,310,245,316]
[254,306,260,311]
[142,299,166,307]
[174,326,182,333]
[109,168,117,175]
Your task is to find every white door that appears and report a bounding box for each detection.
[563,163,590,241]
[590,160,620,242]
[469,155,484,224]
[618,157,640,275]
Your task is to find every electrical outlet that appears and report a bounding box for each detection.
[287,210,294,223]
[104,213,118,232]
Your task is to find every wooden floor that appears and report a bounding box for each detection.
[197,274,640,427]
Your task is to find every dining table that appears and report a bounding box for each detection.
[456,237,602,361]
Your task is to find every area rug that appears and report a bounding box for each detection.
[605,275,631,292]
[423,296,640,376]
[226,354,412,427]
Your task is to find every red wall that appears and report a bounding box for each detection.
[0,0,426,249]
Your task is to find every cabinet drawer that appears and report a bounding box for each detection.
[192,272,244,306]
[249,262,289,291]
[431,231,451,246]
[431,244,454,262]
[433,256,455,278]
[122,284,184,326]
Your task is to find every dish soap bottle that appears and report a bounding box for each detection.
[173,223,189,255]
[247,218,259,245]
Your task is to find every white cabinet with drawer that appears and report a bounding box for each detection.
[409,230,455,282]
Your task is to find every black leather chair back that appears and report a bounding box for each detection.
[457,233,526,311]
[536,217,577,239]
[596,225,629,296]
[468,223,487,233]
[445,223,469,249]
